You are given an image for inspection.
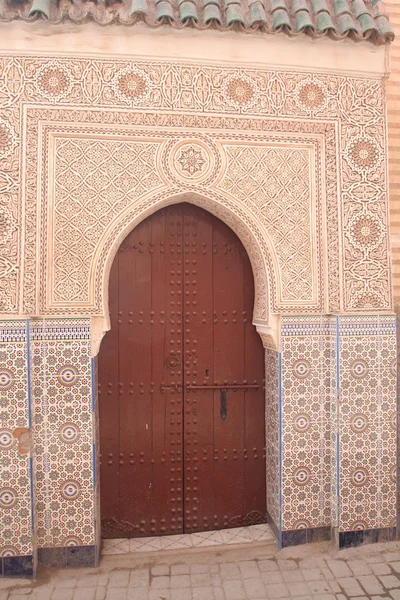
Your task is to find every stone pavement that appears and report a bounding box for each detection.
[4,538,400,599]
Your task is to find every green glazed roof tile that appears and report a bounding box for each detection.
[337,11,358,31]
[179,0,198,20]
[271,0,288,12]
[333,0,351,17]
[9,0,394,45]
[352,0,369,18]
[292,0,309,13]
[155,0,174,20]
[203,2,221,21]
[296,8,314,29]
[374,2,388,17]
[249,0,267,24]
[316,10,334,30]
[202,0,220,7]
[129,0,149,16]
[226,2,245,25]
[376,14,393,35]
[310,0,328,14]
[357,11,375,32]
[28,0,50,17]
[272,8,291,28]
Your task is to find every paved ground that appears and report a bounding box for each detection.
[4,539,400,599]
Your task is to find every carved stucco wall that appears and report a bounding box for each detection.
[0,56,393,324]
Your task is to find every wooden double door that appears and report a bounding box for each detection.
[99,203,266,538]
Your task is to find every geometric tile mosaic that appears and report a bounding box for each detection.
[0,312,397,573]
[1,312,397,567]
[29,319,95,549]
[279,314,397,540]
[337,315,397,533]
[280,316,335,533]
[0,320,33,559]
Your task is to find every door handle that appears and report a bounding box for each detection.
[220,390,227,420]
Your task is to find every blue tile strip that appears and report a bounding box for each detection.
[91,358,95,413]
[26,320,35,575]
[336,316,340,500]
[29,457,35,532]
[396,314,399,535]
[278,351,283,550]
[91,359,97,489]
[92,444,96,489]
[26,319,32,429]
[26,320,35,541]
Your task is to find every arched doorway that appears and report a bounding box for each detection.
[98,203,266,539]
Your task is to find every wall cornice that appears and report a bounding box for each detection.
[0,21,388,78]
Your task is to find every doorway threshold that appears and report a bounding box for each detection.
[102,524,274,555]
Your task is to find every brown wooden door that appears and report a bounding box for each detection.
[99,203,266,539]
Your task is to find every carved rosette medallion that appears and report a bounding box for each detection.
[347,211,384,252]
[353,291,382,309]
[295,78,328,113]
[345,135,380,174]
[0,205,17,245]
[222,73,259,110]
[164,138,219,186]
[35,62,73,102]
[112,65,151,105]
[0,118,17,160]
[177,145,206,176]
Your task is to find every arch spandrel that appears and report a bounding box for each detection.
[93,191,279,354]
[33,122,324,321]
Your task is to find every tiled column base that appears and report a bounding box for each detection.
[38,546,97,568]
[0,320,34,578]
[30,319,99,570]
[277,315,398,550]
[0,555,34,578]
[280,526,331,548]
[338,527,397,549]
[336,315,397,549]
[279,316,334,548]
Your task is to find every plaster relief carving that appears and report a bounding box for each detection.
[217,143,316,303]
[42,123,323,323]
[52,136,165,304]
[0,56,390,317]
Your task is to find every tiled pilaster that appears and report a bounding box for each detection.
[336,315,397,547]
[279,316,335,547]
[30,319,98,568]
[0,320,34,577]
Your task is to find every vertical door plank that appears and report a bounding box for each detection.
[212,216,246,529]
[151,207,184,535]
[118,219,153,536]
[183,205,214,533]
